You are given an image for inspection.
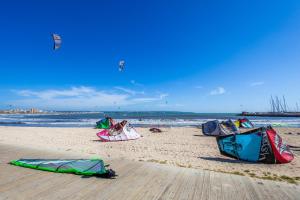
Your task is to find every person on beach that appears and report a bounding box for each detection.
[113,120,127,131]
[107,117,115,127]
[103,114,115,126]
[108,120,128,136]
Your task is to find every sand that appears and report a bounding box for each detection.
[0,126,299,180]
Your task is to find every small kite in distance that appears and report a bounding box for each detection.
[52,33,62,50]
[119,60,125,71]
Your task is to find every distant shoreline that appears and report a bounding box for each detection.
[0,112,49,114]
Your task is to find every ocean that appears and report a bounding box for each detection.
[0,111,299,128]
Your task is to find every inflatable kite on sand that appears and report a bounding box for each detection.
[10,159,115,177]
[234,118,254,128]
[202,120,239,136]
[96,117,115,129]
[97,121,140,142]
[217,126,294,164]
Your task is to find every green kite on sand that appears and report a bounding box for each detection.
[96,117,114,129]
[10,159,115,177]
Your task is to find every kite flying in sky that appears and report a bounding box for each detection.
[52,33,62,50]
[119,60,125,71]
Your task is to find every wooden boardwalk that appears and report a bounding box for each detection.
[0,144,299,200]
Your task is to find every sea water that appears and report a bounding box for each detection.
[0,111,299,128]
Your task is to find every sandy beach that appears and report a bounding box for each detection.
[0,126,299,183]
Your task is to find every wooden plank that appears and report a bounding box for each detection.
[175,169,198,200]
[29,174,82,199]
[0,144,299,200]
[230,174,254,200]
[208,171,224,200]
[131,164,173,200]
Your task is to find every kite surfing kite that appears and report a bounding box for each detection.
[95,117,115,129]
[217,126,294,164]
[52,33,62,50]
[234,118,254,128]
[118,60,125,71]
[202,120,239,136]
[10,159,115,177]
[97,120,140,142]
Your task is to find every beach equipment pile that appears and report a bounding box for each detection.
[202,118,294,164]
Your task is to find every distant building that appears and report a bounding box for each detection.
[0,108,43,114]
[30,108,38,114]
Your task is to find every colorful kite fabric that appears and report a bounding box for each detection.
[96,118,112,129]
[97,121,140,142]
[52,34,62,50]
[202,120,239,136]
[216,126,294,164]
[235,118,254,128]
[10,159,115,177]
[220,120,240,134]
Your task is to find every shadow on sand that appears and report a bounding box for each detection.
[91,139,102,142]
[81,169,118,179]
[198,156,257,164]
[81,175,117,179]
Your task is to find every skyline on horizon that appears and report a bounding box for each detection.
[1,1,300,112]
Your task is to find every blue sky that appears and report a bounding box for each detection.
[1,0,300,112]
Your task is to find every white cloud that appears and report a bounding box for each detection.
[132,97,160,103]
[14,87,129,109]
[209,87,226,95]
[156,103,183,108]
[132,93,168,103]
[12,86,167,110]
[130,80,143,86]
[154,91,169,99]
[159,93,169,99]
[250,81,264,87]
[114,87,145,95]
[16,86,95,99]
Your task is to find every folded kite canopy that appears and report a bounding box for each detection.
[10,159,115,177]
[216,126,294,164]
[202,120,239,136]
[96,118,113,129]
[235,118,254,128]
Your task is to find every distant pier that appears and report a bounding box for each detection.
[240,112,300,117]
